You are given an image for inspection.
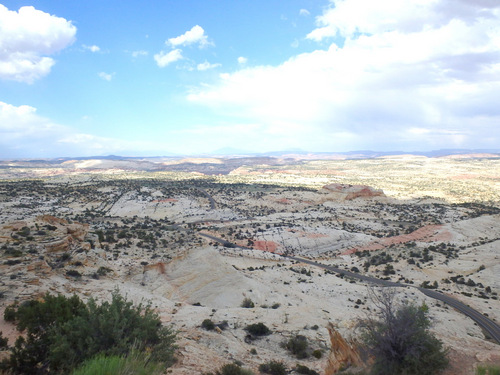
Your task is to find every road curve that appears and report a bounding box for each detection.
[177,191,500,345]
[192,229,500,345]
[288,255,500,345]
[418,287,500,344]
[191,187,217,210]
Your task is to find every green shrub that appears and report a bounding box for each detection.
[476,365,500,375]
[18,227,31,237]
[70,351,164,375]
[4,259,22,265]
[4,248,23,257]
[0,290,176,374]
[284,334,308,359]
[66,269,82,278]
[258,361,287,375]
[60,253,71,261]
[3,303,17,322]
[245,322,271,336]
[241,298,255,308]
[96,266,112,276]
[312,349,322,359]
[295,364,320,375]
[359,289,448,375]
[0,332,8,350]
[202,319,216,331]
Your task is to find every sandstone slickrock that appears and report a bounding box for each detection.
[322,184,386,201]
[325,323,363,375]
[1,166,499,374]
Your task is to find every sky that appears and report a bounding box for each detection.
[1,0,500,158]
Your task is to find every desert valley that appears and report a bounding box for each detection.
[0,154,499,374]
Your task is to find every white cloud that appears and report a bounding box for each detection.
[56,133,136,152]
[307,0,500,41]
[98,72,114,81]
[0,101,151,157]
[299,9,310,16]
[132,50,148,58]
[0,101,72,157]
[237,56,248,64]
[197,61,221,71]
[83,44,100,52]
[0,101,61,135]
[187,0,500,151]
[0,4,76,83]
[154,49,183,67]
[167,25,213,48]
[155,25,213,71]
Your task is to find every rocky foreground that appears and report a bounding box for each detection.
[0,171,499,374]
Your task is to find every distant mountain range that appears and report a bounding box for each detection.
[0,149,498,177]
[2,149,500,163]
[210,148,500,159]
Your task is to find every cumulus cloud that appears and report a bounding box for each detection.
[154,49,183,67]
[237,56,248,64]
[188,0,500,151]
[83,44,100,52]
[197,61,221,71]
[0,101,61,135]
[155,25,213,70]
[299,9,310,16]
[0,101,72,157]
[98,72,114,81]
[167,25,213,48]
[0,4,76,83]
[0,101,149,157]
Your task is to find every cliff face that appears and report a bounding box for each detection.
[322,184,386,201]
[325,323,363,375]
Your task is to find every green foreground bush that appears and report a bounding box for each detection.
[70,351,164,375]
[476,365,500,375]
[359,289,448,375]
[1,290,176,374]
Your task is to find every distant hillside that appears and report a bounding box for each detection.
[0,149,499,176]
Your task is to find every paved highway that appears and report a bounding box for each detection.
[190,187,217,210]
[193,232,500,344]
[287,255,500,345]
[181,188,500,345]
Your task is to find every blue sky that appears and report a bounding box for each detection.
[1,0,500,158]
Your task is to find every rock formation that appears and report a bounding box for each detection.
[325,323,363,375]
[322,184,386,201]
